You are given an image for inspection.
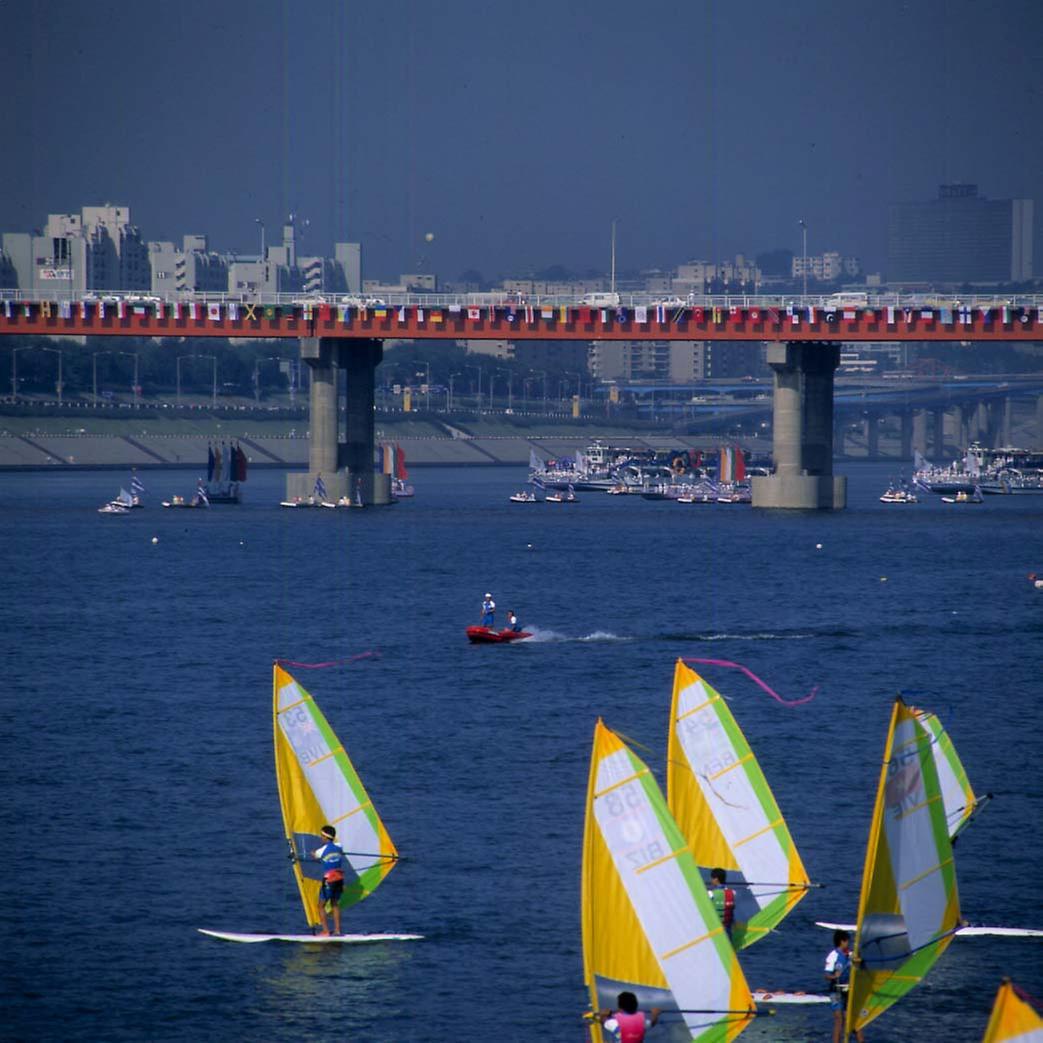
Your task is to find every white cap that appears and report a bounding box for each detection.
[484,593,492,598]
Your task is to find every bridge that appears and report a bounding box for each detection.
[2,290,1041,509]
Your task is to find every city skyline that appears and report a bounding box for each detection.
[3,0,1041,283]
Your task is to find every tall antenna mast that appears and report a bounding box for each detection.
[610,219,617,294]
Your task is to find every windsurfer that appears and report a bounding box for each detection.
[824,930,863,1043]
[708,867,736,941]
[312,825,346,936]
[598,991,660,1042]
[480,593,495,627]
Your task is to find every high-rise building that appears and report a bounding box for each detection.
[887,184,1034,284]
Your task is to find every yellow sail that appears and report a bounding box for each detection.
[273,664,398,928]
[583,719,754,1043]
[982,980,1043,1042]
[846,698,961,1037]
[667,660,810,949]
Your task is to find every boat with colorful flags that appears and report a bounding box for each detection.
[582,718,758,1041]
[205,441,247,503]
[198,663,420,945]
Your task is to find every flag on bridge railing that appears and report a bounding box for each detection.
[749,307,760,321]
[980,307,992,324]
[655,304,666,323]
[692,306,704,322]
[525,306,535,323]
[635,305,648,324]
[3,300,11,319]
[397,306,407,323]
[959,306,972,325]
[1002,305,1011,324]
[506,306,516,322]
[228,302,239,320]
[467,306,481,319]
[208,303,221,321]
[60,301,72,319]
[616,306,627,322]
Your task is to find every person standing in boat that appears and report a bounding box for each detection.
[311,825,346,936]
[708,867,736,941]
[598,991,660,1042]
[480,593,496,627]
[824,929,863,1043]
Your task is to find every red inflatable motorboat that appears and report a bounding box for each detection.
[466,626,532,644]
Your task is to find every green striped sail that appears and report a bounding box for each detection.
[583,718,754,1042]
[667,660,810,949]
[847,698,961,1036]
[914,708,983,841]
[273,664,398,928]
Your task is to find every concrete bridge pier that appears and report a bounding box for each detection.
[864,412,880,459]
[286,337,389,505]
[752,341,846,509]
[931,409,946,460]
[912,409,928,458]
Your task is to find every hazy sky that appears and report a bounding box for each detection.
[3,0,1041,282]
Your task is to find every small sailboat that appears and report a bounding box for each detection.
[509,490,538,503]
[981,979,1043,1042]
[582,718,757,1041]
[99,486,139,513]
[199,663,421,945]
[666,660,812,950]
[844,697,961,1039]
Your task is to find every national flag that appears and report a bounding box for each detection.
[60,300,72,319]
[825,309,837,324]
[655,304,666,323]
[397,306,406,323]
[373,307,388,318]
[117,300,127,319]
[132,304,147,315]
[980,307,992,323]
[671,305,686,323]
[227,302,239,320]
[506,306,516,322]
[729,306,740,320]
[302,303,313,321]
[713,306,724,323]
[540,306,553,320]
[80,301,89,319]
[749,307,760,322]
[525,306,535,323]
[208,303,221,321]
[692,307,704,322]
[96,301,104,318]
[886,306,896,324]
[314,474,328,500]
[920,308,934,321]
[1001,305,1011,324]
[448,304,462,314]
[580,307,594,323]
[431,310,444,323]
[1016,307,1030,325]
[24,302,32,317]
[467,306,481,319]
[787,304,798,325]
[559,305,568,322]
[1038,308,1043,325]
[959,306,972,325]
[2,300,10,319]
[939,307,951,324]
[843,308,856,320]
[417,308,425,322]
[616,306,627,322]
[806,305,815,323]
[338,305,350,322]
[189,302,198,320]
[264,304,276,320]
[635,305,648,324]
[41,301,53,318]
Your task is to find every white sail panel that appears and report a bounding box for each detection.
[915,709,978,839]
[593,743,744,1039]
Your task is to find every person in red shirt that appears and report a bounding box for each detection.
[598,991,660,1042]
[708,867,736,941]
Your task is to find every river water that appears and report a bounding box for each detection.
[1,463,1040,1041]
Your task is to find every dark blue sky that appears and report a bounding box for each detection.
[3,0,1041,282]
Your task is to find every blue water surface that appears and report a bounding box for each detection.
[1,463,1040,1042]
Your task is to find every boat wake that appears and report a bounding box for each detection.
[522,627,629,643]
[663,629,831,642]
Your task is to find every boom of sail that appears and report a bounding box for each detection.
[913,707,989,841]
[583,718,754,1043]
[846,698,961,1037]
[666,660,810,949]
[273,663,398,928]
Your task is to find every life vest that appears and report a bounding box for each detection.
[709,885,735,926]
[316,841,345,880]
[614,1010,647,1043]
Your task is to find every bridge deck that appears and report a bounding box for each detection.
[1,296,1040,342]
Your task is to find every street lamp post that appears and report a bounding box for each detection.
[176,355,188,408]
[41,347,63,406]
[449,372,461,412]
[116,351,140,408]
[11,345,26,402]
[92,350,111,406]
[799,218,807,299]
[468,365,482,412]
[533,369,547,415]
[197,354,217,409]
[413,360,431,411]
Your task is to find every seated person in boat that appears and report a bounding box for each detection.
[506,611,521,632]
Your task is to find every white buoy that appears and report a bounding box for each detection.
[880,576,887,582]
[151,536,159,544]
[527,543,533,550]
[815,543,823,550]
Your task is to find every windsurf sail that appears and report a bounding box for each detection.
[982,980,1043,1042]
[583,718,754,1043]
[846,697,961,1038]
[273,663,398,929]
[913,707,989,841]
[666,660,810,949]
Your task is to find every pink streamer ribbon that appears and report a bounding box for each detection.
[275,651,380,669]
[682,657,818,706]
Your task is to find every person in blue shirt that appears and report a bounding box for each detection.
[824,929,863,1043]
[480,593,495,627]
[311,825,346,936]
